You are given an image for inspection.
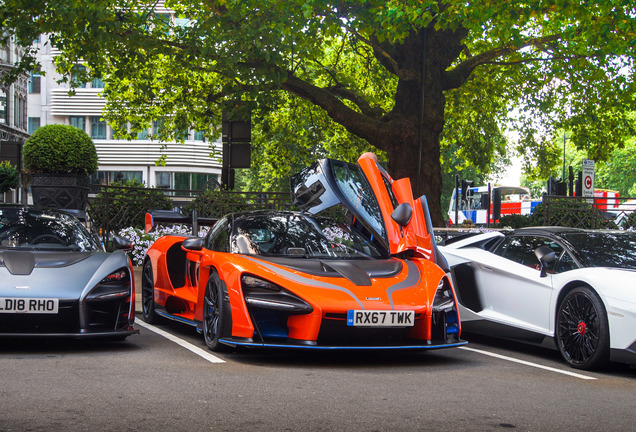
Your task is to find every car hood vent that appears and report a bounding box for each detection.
[256,256,403,286]
[0,251,91,275]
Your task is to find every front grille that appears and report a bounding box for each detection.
[86,297,131,331]
[317,318,415,347]
[0,300,80,334]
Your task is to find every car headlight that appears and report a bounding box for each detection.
[432,279,455,313]
[241,274,312,313]
[87,268,131,300]
[242,275,281,292]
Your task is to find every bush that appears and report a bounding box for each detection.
[0,161,20,194]
[495,213,536,229]
[529,200,616,229]
[182,189,254,218]
[23,124,98,175]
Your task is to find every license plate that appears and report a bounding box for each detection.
[347,310,414,327]
[0,298,59,314]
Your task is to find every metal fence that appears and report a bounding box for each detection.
[537,195,636,229]
[86,184,293,244]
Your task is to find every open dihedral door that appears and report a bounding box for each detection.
[356,153,438,263]
[290,153,439,262]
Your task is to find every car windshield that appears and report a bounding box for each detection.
[0,206,100,252]
[561,232,636,269]
[229,212,384,259]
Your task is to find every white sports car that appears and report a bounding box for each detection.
[439,227,636,370]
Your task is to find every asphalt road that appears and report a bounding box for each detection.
[0,269,634,431]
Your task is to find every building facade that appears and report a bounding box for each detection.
[27,28,221,192]
[0,32,30,203]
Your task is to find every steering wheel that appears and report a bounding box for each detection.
[30,234,66,245]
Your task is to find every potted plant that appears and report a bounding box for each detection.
[0,160,20,202]
[23,124,98,210]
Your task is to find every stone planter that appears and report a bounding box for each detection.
[30,173,90,210]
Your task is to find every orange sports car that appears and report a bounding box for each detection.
[141,154,466,351]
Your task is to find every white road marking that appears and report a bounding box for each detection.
[136,320,226,364]
[459,346,596,380]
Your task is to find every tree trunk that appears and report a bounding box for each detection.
[284,26,465,227]
[367,65,448,227]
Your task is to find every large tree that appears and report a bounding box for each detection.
[2,0,634,225]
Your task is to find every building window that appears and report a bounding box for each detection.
[175,128,189,141]
[153,119,165,138]
[194,130,206,141]
[28,117,40,134]
[0,89,7,125]
[155,172,218,195]
[14,95,25,130]
[91,77,105,89]
[29,72,41,94]
[90,171,143,186]
[156,172,171,189]
[91,116,106,139]
[71,65,87,88]
[136,128,148,140]
[175,17,190,27]
[70,116,85,131]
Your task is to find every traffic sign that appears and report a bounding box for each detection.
[582,159,595,198]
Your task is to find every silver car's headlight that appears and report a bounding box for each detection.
[87,268,131,300]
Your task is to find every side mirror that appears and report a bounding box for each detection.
[391,203,413,227]
[112,235,133,251]
[182,237,204,251]
[535,245,556,278]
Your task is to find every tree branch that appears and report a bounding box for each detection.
[443,34,566,89]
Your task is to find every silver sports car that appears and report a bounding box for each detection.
[440,227,636,370]
[0,204,138,338]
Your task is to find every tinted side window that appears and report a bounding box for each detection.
[554,251,578,273]
[497,235,565,271]
[206,219,228,252]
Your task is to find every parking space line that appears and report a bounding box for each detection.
[459,346,596,380]
[136,320,226,364]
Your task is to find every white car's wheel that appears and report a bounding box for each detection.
[556,287,610,370]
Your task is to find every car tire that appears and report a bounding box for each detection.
[556,287,610,370]
[141,259,157,324]
[203,270,230,352]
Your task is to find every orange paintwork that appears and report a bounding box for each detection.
[144,154,463,349]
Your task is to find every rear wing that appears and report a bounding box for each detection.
[145,209,218,235]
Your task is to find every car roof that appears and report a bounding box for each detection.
[0,204,86,221]
[513,226,586,236]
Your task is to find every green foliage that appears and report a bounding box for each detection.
[89,179,173,231]
[0,161,20,194]
[239,96,382,192]
[23,124,98,175]
[4,0,636,224]
[496,200,617,229]
[181,188,291,218]
[595,137,636,198]
[182,189,247,219]
[495,213,536,229]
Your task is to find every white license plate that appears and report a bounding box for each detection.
[347,310,414,327]
[0,297,59,314]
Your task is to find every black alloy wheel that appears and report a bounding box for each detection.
[556,287,610,370]
[141,259,157,323]
[203,270,229,352]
